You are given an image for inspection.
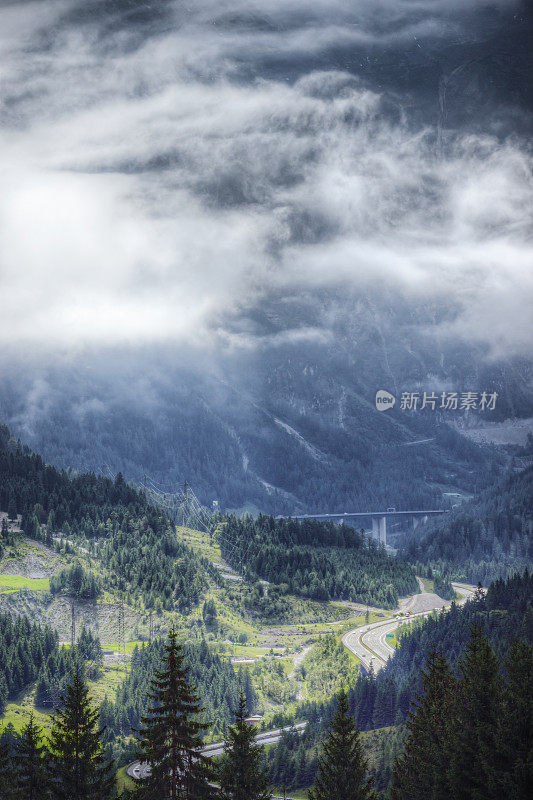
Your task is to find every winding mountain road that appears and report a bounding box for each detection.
[126,581,477,792]
[342,581,477,671]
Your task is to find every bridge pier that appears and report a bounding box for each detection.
[278,509,447,540]
[412,514,428,530]
[371,516,387,545]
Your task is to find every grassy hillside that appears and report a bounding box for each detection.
[0,521,385,738]
[0,574,50,592]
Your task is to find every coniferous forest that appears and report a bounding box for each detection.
[259,570,533,794]
[1,0,533,797]
[0,424,207,611]
[0,612,104,714]
[219,515,418,608]
[403,466,533,586]
[100,637,255,754]
[1,418,532,796]
[0,571,532,798]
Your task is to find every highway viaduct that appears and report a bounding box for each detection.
[276,509,448,546]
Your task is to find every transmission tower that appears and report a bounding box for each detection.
[140,477,215,535]
[118,597,125,659]
[149,609,153,643]
[70,601,76,647]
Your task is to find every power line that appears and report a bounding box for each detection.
[140,478,216,535]
[118,595,125,661]
[70,600,76,647]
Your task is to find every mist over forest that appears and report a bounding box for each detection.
[0,0,531,510]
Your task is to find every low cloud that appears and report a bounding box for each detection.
[0,0,531,358]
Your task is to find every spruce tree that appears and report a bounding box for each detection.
[218,691,270,800]
[485,640,533,800]
[14,712,50,800]
[7,494,17,522]
[46,511,54,546]
[390,647,457,800]
[0,730,17,800]
[136,627,214,800]
[308,691,375,800]
[0,672,8,715]
[447,623,500,800]
[48,670,115,800]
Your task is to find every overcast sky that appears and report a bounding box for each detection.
[0,0,531,358]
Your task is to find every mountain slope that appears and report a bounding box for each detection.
[2,287,526,514]
[261,569,533,794]
[402,466,533,584]
[219,513,418,608]
[0,423,207,612]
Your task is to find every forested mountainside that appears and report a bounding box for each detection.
[219,514,418,608]
[0,424,207,611]
[0,319,514,515]
[0,611,102,715]
[276,570,533,793]
[101,637,253,760]
[0,610,251,761]
[356,571,532,731]
[403,466,533,586]
[0,421,420,611]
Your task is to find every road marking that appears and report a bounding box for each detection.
[342,582,477,670]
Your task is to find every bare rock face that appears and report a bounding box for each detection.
[0,539,61,578]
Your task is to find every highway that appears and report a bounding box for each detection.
[278,509,448,520]
[126,582,477,789]
[126,722,307,782]
[342,581,477,671]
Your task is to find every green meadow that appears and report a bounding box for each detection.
[0,574,50,593]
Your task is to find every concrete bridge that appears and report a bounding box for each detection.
[277,509,448,546]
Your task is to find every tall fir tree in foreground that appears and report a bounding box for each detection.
[48,670,115,800]
[0,729,16,800]
[447,623,500,800]
[218,691,270,800]
[136,627,215,800]
[308,691,375,800]
[390,647,457,800]
[15,713,50,800]
[484,640,533,800]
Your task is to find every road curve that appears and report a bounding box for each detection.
[126,584,478,783]
[126,722,307,781]
[342,581,477,671]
